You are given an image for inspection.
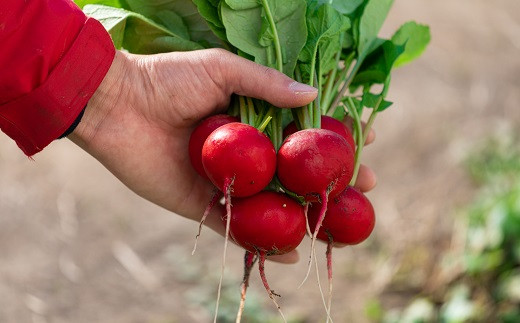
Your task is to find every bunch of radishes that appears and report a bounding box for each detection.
[79,0,430,320]
[189,111,375,322]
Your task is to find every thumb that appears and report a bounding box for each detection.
[214,49,318,108]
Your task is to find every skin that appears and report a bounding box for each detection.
[69,49,376,264]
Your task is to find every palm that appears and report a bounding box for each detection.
[74,51,235,232]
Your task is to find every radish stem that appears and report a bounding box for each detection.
[246,97,257,126]
[326,57,364,117]
[344,98,363,186]
[321,34,344,113]
[313,70,321,129]
[239,96,248,125]
[260,0,283,73]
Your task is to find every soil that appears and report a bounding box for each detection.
[1,0,519,322]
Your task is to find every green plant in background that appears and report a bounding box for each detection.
[375,133,520,322]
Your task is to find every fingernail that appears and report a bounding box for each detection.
[289,81,318,94]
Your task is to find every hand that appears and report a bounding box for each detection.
[70,49,376,264]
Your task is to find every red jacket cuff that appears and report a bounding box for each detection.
[0,18,115,156]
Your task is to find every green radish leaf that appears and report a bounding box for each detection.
[207,20,228,42]
[153,10,190,39]
[192,0,223,27]
[299,3,351,63]
[358,0,394,58]
[342,31,355,50]
[192,0,230,42]
[391,21,431,68]
[318,0,365,15]
[83,5,204,53]
[120,0,225,48]
[352,39,404,86]
[221,0,307,76]
[237,49,255,61]
[331,105,345,120]
[74,0,122,9]
[298,3,350,83]
[361,92,393,111]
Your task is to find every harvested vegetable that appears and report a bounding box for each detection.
[78,0,431,321]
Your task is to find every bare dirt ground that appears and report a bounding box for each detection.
[1,0,519,322]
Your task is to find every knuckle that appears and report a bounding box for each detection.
[203,48,229,67]
[261,66,279,81]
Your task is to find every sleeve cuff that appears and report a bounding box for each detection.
[0,18,115,156]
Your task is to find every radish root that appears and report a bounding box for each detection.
[192,188,223,255]
[213,178,234,323]
[300,190,329,288]
[325,236,334,323]
[258,251,287,323]
[314,241,333,323]
[325,232,334,323]
[236,251,257,323]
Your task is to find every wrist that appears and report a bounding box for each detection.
[68,51,131,149]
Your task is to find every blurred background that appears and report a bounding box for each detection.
[1,0,520,322]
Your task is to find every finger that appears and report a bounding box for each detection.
[364,126,376,145]
[267,250,300,264]
[353,164,377,192]
[213,49,318,108]
[202,204,300,264]
[203,204,226,236]
[343,117,376,146]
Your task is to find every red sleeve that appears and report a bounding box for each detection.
[0,0,115,156]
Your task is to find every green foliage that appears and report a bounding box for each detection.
[221,0,307,76]
[192,0,228,41]
[78,0,430,150]
[83,5,204,53]
[352,40,405,86]
[322,0,365,15]
[74,0,122,9]
[298,2,350,84]
[77,0,225,49]
[357,0,394,58]
[391,21,431,68]
[365,298,384,321]
[121,0,224,48]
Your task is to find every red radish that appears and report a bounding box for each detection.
[307,186,375,319]
[277,129,354,202]
[277,128,354,286]
[308,186,375,245]
[283,115,356,152]
[228,191,306,255]
[227,191,306,322]
[188,114,239,179]
[188,114,238,255]
[202,122,276,197]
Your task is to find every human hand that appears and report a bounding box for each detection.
[70,49,376,263]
